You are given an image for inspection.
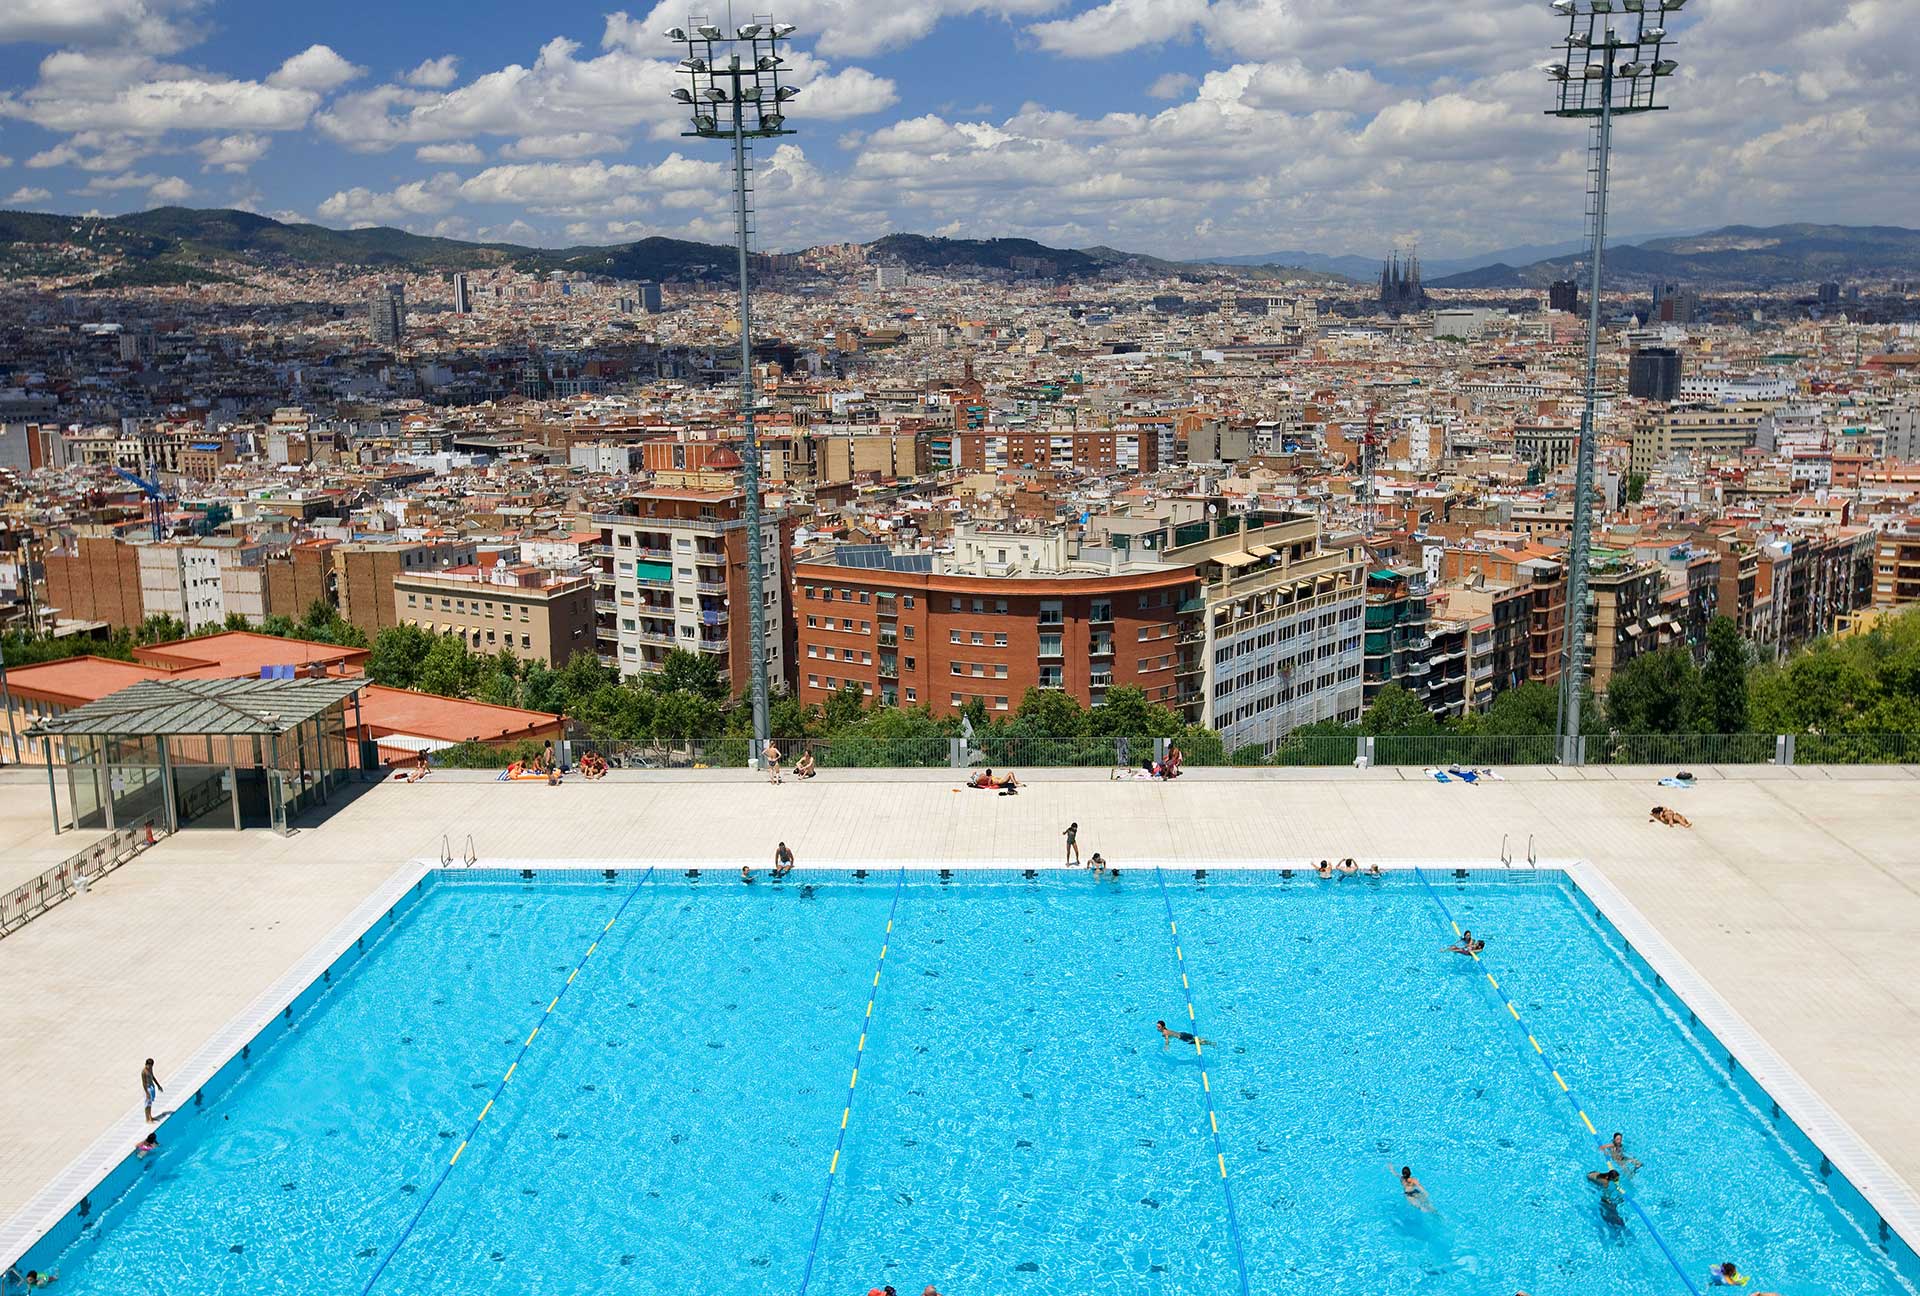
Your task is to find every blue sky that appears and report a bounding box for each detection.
[0,1,1909,258]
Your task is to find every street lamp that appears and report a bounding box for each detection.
[1544,0,1682,763]
[668,14,798,769]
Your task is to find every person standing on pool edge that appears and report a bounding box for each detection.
[141,1058,163,1122]
[1063,821,1081,866]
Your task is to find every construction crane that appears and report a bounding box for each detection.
[1358,401,1384,537]
[113,465,171,541]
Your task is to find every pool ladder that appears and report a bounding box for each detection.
[438,834,479,868]
[1497,835,1539,868]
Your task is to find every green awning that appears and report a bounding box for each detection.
[635,559,673,582]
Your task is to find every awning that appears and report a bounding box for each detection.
[1246,544,1276,557]
[26,676,367,739]
[1216,551,1257,567]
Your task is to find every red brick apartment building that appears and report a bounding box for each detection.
[793,544,1196,715]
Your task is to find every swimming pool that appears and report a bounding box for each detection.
[14,867,1917,1296]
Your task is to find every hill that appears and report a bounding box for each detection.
[1427,223,1920,289]
[0,206,751,285]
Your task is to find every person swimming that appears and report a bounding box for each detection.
[1400,1166,1433,1212]
[1604,1132,1643,1175]
[1707,1261,1751,1286]
[1316,859,1333,879]
[1446,930,1485,956]
[1156,1019,1212,1049]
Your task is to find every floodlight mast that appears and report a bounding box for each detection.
[1544,0,1680,764]
[670,14,796,769]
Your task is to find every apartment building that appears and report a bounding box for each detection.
[42,536,144,627]
[395,561,596,664]
[1875,519,1920,608]
[1630,403,1772,476]
[953,427,1160,474]
[334,540,479,642]
[791,512,1365,750]
[1587,557,1682,693]
[593,486,797,692]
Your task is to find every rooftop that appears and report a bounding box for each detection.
[25,676,365,739]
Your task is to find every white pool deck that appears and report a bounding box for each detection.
[2,761,1919,1263]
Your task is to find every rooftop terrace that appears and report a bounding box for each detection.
[1,763,1917,1264]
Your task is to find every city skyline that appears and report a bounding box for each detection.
[0,0,1910,260]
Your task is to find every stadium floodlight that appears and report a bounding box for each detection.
[668,13,799,771]
[1543,0,1685,766]
[1545,61,1571,78]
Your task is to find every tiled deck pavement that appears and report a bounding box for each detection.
[2,762,1918,1241]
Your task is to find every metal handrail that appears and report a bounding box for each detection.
[0,820,166,938]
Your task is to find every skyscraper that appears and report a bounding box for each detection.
[452,272,472,314]
[1548,279,1579,313]
[1628,347,1682,402]
[368,283,405,345]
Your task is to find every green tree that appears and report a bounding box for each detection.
[647,649,725,702]
[1626,472,1647,504]
[365,624,437,690]
[134,613,186,645]
[822,682,867,732]
[1087,685,1184,739]
[415,633,478,698]
[1011,688,1090,737]
[1694,615,1749,734]
[223,611,253,632]
[1604,648,1699,734]
[1359,683,1441,736]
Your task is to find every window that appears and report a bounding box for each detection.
[803,584,815,599]
[859,591,870,604]
[1091,599,1112,622]
[1038,599,1063,625]
[808,645,819,658]
[904,596,915,609]
[972,598,986,614]
[1039,633,1063,657]
[905,687,917,702]
[861,621,871,633]
[521,635,531,649]
[994,632,1008,647]
[861,651,872,664]
[950,597,963,612]
[951,694,963,708]
[995,664,1009,678]
[406,593,417,606]
[994,696,1009,710]
[951,662,964,675]
[904,657,916,671]
[841,618,855,631]
[971,663,985,677]
[950,630,963,644]
[904,625,915,640]
[971,631,985,645]
[808,675,819,688]
[806,615,818,628]
[824,647,837,660]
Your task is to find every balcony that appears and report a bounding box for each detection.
[696,580,728,595]
[1090,671,1114,688]
[1090,638,1114,657]
[695,640,729,654]
[591,569,614,587]
[878,632,898,648]
[701,609,729,626]
[635,545,672,560]
[1176,657,1204,675]
[634,575,674,590]
[594,599,616,615]
[1037,614,1064,627]
[636,630,676,646]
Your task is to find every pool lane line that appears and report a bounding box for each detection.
[1410,868,1705,1296]
[1153,868,1254,1296]
[356,867,656,1296]
[795,866,908,1296]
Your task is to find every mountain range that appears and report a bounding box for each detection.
[1425,224,1920,289]
[0,207,1912,291]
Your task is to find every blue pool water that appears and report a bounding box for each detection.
[27,869,1916,1296]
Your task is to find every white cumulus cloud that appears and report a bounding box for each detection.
[403,55,461,88]
[267,44,365,93]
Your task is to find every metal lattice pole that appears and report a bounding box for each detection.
[669,13,796,770]
[1543,0,1683,763]
[732,94,771,766]
[1557,73,1613,763]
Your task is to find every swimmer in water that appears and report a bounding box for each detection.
[1399,1166,1432,1212]
[1446,930,1484,956]
[1338,858,1358,876]
[1315,859,1333,879]
[1604,1132,1643,1175]
[740,864,756,884]
[1156,1020,1212,1049]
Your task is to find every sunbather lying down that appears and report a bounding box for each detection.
[1650,805,1691,827]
